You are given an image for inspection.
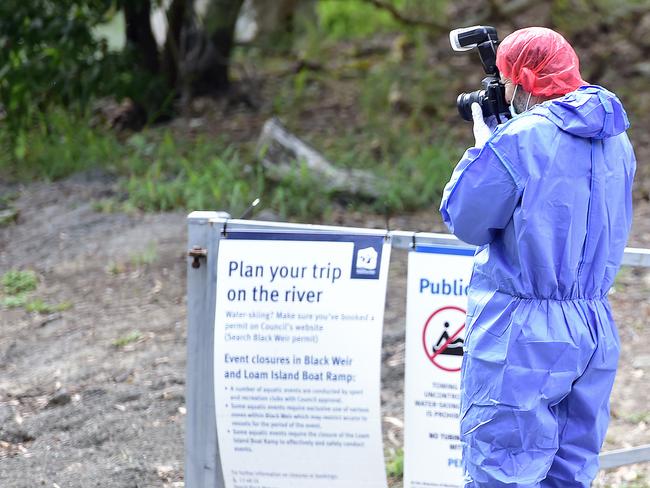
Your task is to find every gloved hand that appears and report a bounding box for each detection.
[471,102,492,149]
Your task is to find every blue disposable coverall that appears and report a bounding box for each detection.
[440,85,636,487]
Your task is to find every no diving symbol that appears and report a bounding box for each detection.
[422,305,466,372]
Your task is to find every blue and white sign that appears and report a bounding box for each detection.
[403,245,474,488]
[214,231,391,488]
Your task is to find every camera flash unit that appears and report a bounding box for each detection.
[449,26,498,52]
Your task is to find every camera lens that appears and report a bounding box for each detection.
[457,90,487,121]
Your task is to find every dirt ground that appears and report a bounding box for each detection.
[1,173,649,487]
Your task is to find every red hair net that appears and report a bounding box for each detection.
[496,27,586,97]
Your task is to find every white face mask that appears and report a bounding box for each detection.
[509,84,533,118]
[509,85,519,118]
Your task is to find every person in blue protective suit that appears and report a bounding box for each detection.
[440,27,636,487]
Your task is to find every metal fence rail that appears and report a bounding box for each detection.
[600,444,650,470]
[218,219,650,267]
[186,212,650,487]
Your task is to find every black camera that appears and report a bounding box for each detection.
[450,26,510,123]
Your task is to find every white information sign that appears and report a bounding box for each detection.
[403,245,474,488]
[214,231,391,488]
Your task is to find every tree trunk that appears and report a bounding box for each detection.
[123,0,160,75]
[180,0,243,98]
[238,0,300,45]
[161,0,187,89]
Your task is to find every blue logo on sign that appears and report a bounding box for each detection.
[350,239,383,280]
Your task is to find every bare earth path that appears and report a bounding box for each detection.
[1,175,649,487]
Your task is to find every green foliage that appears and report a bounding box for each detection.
[613,267,631,291]
[274,24,461,216]
[0,207,19,227]
[129,242,158,267]
[385,448,404,478]
[267,160,333,221]
[121,135,264,215]
[0,108,329,219]
[1,269,41,310]
[0,108,127,180]
[121,138,334,220]
[0,0,119,133]
[316,0,402,40]
[93,198,127,214]
[0,0,467,222]
[2,269,38,295]
[1,268,72,313]
[623,410,650,424]
[551,0,649,35]
[320,128,459,214]
[0,94,458,220]
[103,235,158,275]
[25,299,72,314]
[313,0,448,41]
[112,330,143,348]
[0,0,172,153]
[1,294,29,309]
[379,143,459,213]
[106,260,127,275]
[0,191,19,208]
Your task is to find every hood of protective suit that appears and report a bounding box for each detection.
[543,85,630,139]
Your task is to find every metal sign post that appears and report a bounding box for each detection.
[186,211,228,488]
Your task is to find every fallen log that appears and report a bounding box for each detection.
[256,118,382,200]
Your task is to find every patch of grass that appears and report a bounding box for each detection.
[106,242,159,274]
[0,109,126,181]
[385,448,404,479]
[316,126,460,214]
[92,198,111,213]
[116,122,459,220]
[92,198,122,214]
[315,0,445,41]
[624,411,650,424]
[120,134,266,216]
[0,191,19,208]
[24,299,72,314]
[106,261,127,275]
[0,111,269,216]
[267,160,333,221]
[92,198,139,216]
[2,269,38,295]
[0,100,461,222]
[112,330,143,348]
[1,20,466,223]
[614,267,631,288]
[130,242,158,267]
[269,26,464,217]
[1,269,73,314]
[0,207,19,227]
[1,294,29,309]
[378,143,460,213]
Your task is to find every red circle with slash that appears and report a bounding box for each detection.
[422,305,466,372]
